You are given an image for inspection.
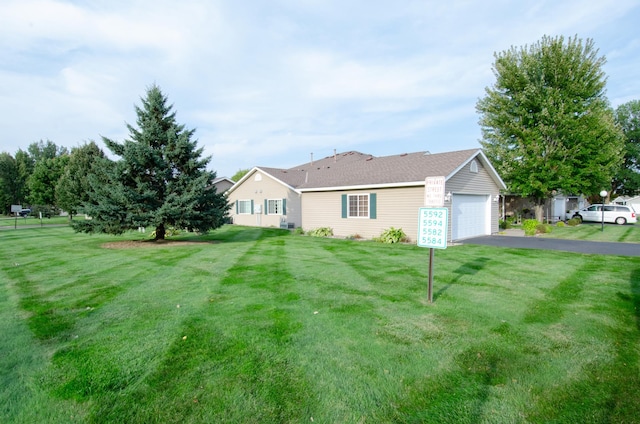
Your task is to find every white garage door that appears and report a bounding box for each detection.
[452,194,490,240]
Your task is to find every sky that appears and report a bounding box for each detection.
[1,0,639,178]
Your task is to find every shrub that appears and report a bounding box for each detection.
[536,223,552,234]
[499,219,512,230]
[376,227,407,243]
[567,218,580,226]
[522,219,539,236]
[293,227,305,235]
[556,221,565,227]
[308,227,333,237]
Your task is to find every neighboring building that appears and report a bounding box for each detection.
[226,149,506,242]
[613,195,640,212]
[211,177,235,193]
[502,193,586,223]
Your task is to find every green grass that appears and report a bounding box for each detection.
[1,225,639,423]
[0,215,71,228]
[540,222,640,243]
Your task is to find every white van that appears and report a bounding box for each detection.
[572,204,637,225]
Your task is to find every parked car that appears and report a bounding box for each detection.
[18,208,31,217]
[572,204,637,225]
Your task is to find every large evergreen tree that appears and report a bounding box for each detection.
[612,100,640,196]
[72,85,230,240]
[477,35,624,220]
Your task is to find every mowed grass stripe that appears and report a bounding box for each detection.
[78,227,312,423]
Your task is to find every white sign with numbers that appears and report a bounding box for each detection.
[417,207,448,249]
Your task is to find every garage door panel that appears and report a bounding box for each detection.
[452,194,489,240]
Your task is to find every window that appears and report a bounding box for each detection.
[470,160,479,173]
[237,200,252,214]
[267,199,283,215]
[341,193,376,219]
[349,194,369,218]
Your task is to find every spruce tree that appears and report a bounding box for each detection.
[72,85,230,240]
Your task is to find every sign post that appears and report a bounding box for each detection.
[11,205,21,229]
[418,177,448,303]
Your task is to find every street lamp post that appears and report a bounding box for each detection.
[600,190,608,232]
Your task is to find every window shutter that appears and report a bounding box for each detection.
[369,193,377,219]
[235,200,238,214]
[250,200,254,214]
[341,194,347,218]
[264,199,268,215]
[282,198,287,216]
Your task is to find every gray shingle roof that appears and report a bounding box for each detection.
[256,148,486,190]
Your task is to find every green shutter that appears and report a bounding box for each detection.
[264,199,268,215]
[282,198,287,216]
[250,200,254,214]
[369,193,377,219]
[341,194,347,218]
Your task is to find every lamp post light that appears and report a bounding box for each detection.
[600,190,608,232]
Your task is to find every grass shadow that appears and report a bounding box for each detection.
[434,257,491,300]
[631,267,640,331]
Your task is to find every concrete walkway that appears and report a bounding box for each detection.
[463,232,640,257]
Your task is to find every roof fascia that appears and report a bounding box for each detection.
[227,167,300,194]
[299,181,426,192]
[226,167,259,195]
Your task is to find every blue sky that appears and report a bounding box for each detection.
[1,0,639,178]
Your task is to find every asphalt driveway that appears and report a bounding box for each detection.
[463,235,640,257]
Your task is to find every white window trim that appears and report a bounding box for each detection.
[267,199,283,215]
[348,193,369,218]
[237,199,252,215]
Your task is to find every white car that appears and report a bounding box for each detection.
[572,204,637,225]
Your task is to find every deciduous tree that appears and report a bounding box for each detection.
[477,35,623,220]
[612,100,640,196]
[28,155,69,208]
[0,152,18,214]
[56,141,106,218]
[231,169,250,182]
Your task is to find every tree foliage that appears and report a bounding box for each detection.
[28,155,69,208]
[28,139,68,163]
[477,35,624,218]
[72,85,230,240]
[0,152,19,214]
[231,168,250,182]
[55,141,106,217]
[612,100,640,196]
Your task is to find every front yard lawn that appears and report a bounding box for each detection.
[1,225,639,423]
[540,221,640,243]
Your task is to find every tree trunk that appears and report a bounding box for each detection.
[534,203,544,222]
[155,223,166,240]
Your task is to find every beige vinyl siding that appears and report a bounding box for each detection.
[446,159,501,235]
[302,186,424,241]
[227,170,301,228]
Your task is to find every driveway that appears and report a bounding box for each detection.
[463,234,640,257]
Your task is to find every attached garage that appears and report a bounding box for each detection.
[451,194,490,240]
